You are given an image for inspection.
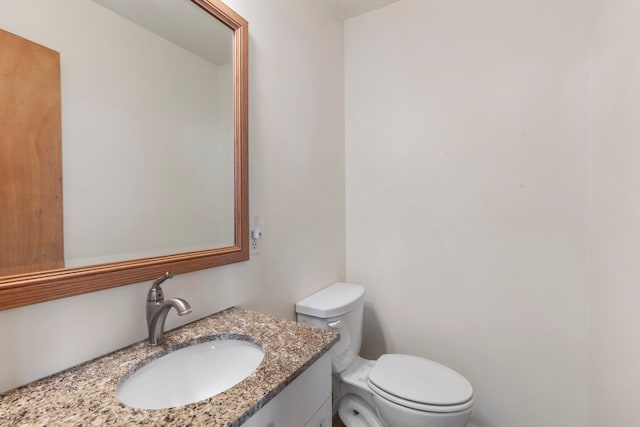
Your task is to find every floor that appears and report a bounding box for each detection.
[333,414,345,426]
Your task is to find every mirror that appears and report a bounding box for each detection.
[0,0,248,310]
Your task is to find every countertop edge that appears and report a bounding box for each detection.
[0,306,339,426]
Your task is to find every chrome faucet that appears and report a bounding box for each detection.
[146,272,192,346]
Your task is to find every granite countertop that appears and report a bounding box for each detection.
[0,307,338,426]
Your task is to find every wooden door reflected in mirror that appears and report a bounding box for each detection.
[0,28,63,276]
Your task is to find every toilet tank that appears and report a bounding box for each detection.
[296,283,365,373]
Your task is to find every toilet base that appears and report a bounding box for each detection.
[338,394,384,427]
[337,392,472,427]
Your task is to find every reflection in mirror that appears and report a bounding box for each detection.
[0,27,63,276]
[0,0,248,310]
[64,0,236,268]
[0,0,235,275]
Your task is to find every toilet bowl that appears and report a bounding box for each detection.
[296,283,473,427]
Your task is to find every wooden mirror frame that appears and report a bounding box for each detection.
[0,0,248,311]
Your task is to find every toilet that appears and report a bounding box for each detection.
[296,282,474,427]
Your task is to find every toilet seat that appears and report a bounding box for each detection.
[367,354,474,413]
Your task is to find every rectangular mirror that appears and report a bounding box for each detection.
[0,0,248,311]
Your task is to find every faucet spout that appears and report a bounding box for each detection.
[147,298,192,345]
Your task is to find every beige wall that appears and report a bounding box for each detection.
[0,0,345,393]
[226,0,346,318]
[5,1,640,425]
[589,1,640,426]
[345,1,590,426]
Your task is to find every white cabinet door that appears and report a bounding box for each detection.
[304,397,331,427]
[242,352,331,427]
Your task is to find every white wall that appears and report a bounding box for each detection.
[0,0,345,393]
[11,3,640,427]
[588,1,640,426]
[345,1,590,427]
[227,0,346,318]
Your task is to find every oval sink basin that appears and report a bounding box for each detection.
[117,339,264,409]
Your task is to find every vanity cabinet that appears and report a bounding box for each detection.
[243,352,332,427]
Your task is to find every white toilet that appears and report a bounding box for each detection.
[296,282,474,427]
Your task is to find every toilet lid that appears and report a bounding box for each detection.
[368,354,473,410]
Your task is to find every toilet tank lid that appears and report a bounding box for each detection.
[296,282,365,318]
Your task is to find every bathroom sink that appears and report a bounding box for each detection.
[117,338,264,409]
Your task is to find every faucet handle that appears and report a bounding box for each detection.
[148,272,173,303]
[153,271,173,287]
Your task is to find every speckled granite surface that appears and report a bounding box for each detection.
[0,307,338,426]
